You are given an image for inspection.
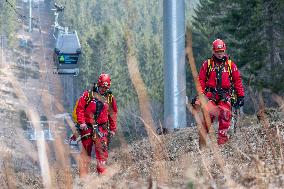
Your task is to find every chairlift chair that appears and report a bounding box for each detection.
[52,3,81,76]
[53,30,81,76]
[26,121,55,141]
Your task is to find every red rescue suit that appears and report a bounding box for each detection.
[198,55,244,144]
[76,90,118,175]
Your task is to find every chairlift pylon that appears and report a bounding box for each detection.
[26,121,56,141]
[52,3,81,76]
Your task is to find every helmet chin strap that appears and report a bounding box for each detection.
[99,87,110,96]
[213,54,227,62]
[93,83,110,96]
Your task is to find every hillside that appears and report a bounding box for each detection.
[1,47,284,188]
[0,0,284,189]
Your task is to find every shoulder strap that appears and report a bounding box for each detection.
[107,93,113,104]
[206,58,214,81]
[94,99,104,120]
[84,90,93,108]
[227,59,233,84]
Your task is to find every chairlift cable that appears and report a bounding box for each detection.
[4,0,38,22]
[3,1,55,141]
[5,0,26,21]
[22,19,27,89]
[35,1,52,112]
[18,0,29,90]
[22,1,55,140]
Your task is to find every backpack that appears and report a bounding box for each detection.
[72,90,93,124]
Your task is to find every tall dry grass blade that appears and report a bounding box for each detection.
[148,176,153,189]
[185,27,235,187]
[129,113,163,144]
[53,130,73,188]
[124,29,169,183]
[194,141,213,180]
[233,146,251,161]
[247,75,259,113]
[186,104,208,148]
[272,93,284,112]
[185,27,215,146]
[5,69,53,188]
[276,125,284,162]
[3,151,16,189]
[131,113,172,166]
[258,92,280,174]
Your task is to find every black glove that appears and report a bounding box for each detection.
[102,89,112,96]
[191,96,198,106]
[236,96,244,107]
[106,89,112,95]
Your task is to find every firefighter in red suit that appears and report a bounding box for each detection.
[74,73,118,176]
[192,39,244,145]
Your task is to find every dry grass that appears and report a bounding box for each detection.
[2,54,284,188]
[124,28,170,184]
[1,6,284,188]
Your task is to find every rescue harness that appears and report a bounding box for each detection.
[76,122,109,141]
[205,58,237,105]
[73,89,114,150]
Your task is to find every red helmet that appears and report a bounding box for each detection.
[97,73,111,88]
[212,39,226,52]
